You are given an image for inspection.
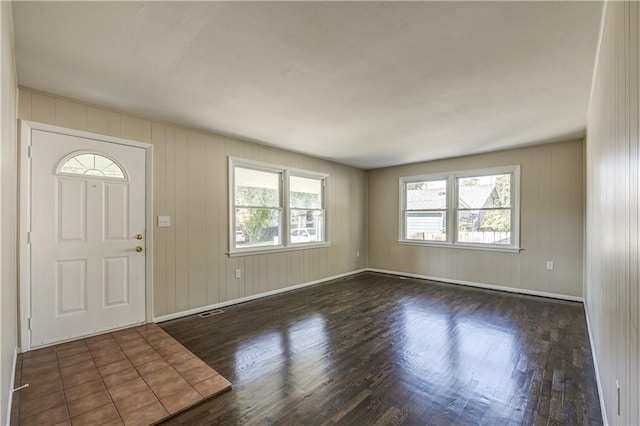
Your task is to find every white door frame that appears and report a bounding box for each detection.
[18,120,154,352]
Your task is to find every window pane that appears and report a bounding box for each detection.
[59,153,125,179]
[290,209,325,243]
[75,153,96,170]
[458,174,511,209]
[290,176,323,209]
[406,180,447,210]
[235,208,281,247]
[457,209,511,245]
[103,163,126,178]
[405,211,447,241]
[235,167,280,207]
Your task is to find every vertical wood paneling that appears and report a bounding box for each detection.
[533,147,551,292]
[151,123,167,316]
[17,89,31,120]
[258,255,268,294]
[187,132,207,308]
[585,1,640,424]
[628,4,640,423]
[550,144,572,295]
[570,144,584,296]
[31,92,54,124]
[141,121,151,144]
[54,98,86,131]
[86,106,109,135]
[107,112,121,137]
[164,126,177,314]
[205,136,220,306]
[267,253,278,290]
[1,3,18,421]
[120,116,143,141]
[517,149,532,290]
[16,87,368,321]
[173,128,190,312]
[368,140,585,299]
[244,256,254,296]
[217,140,229,303]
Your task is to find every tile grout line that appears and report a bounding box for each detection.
[123,328,173,417]
[85,336,127,425]
[14,325,230,425]
[143,329,222,393]
[132,326,210,414]
[135,325,229,414]
[57,341,87,425]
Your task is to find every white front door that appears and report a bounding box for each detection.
[29,129,147,348]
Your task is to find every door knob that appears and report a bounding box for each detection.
[135,234,143,240]
[136,246,143,253]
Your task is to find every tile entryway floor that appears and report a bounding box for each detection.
[10,324,231,425]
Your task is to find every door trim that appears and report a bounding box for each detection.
[18,120,154,352]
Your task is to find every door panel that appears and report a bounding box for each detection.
[103,256,129,307]
[57,179,86,241]
[104,183,129,241]
[30,129,146,347]
[56,259,87,315]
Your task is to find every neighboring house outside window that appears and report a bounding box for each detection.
[400,166,520,251]
[229,158,328,255]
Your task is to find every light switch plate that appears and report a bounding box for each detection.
[157,216,171,227]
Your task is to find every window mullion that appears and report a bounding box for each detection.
[449,174,456,244]
[232,158,328,253]
[235,205,284,210]
[406,206,448,211]
[457,207,511,212]
[288,173,327,245]
[400,166,519,250]
[283,171,288,246]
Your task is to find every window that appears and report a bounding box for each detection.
[289,175,325,244]
[230,158,327,254]
[400,166,520,251]
[233,166,283,249]
[58,151,126,179]
[404,177,448,242]
[457,173,512,246]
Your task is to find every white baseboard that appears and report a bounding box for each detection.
[6,347,18,426]
[153,269,368,323]
[366,268,585,303]
[154,267,584,323]
[584,303,609,426]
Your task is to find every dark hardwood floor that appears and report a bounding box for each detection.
[159,272,602,425]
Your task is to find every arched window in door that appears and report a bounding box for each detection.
[57,151,128,180]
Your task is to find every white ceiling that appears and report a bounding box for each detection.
[13,1,603,169]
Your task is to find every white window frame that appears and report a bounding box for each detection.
[288,171,327,246]
[229,157,329,256]
[399,165,521,252]
[399,172,452,246]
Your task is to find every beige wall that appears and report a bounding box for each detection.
[367,140,585,298]
[17,88,368,320]
[585,2,639,425]
[1,0,17,422]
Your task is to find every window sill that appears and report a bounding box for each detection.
[228,242,331,257]
[398,240,522,253]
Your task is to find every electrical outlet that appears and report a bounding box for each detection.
[356,251,360,258]
[235,269,241,279]
[546,261,554,270]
